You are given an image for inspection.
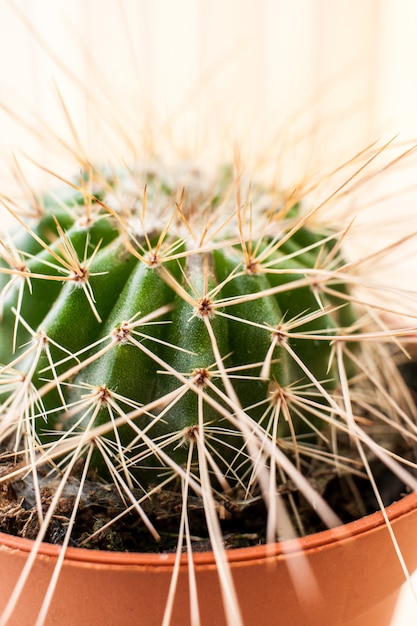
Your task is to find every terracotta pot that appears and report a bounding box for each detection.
[0,492,416,626]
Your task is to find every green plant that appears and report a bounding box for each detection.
[0,157,416,624]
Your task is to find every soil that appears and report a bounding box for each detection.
[0,441,413,554]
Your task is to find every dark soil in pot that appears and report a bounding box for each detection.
[0,435,414,554]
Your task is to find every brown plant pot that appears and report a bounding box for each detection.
[0,492,416,626]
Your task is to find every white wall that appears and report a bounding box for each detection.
[0,0,414,183]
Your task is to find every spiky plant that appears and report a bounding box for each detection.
[0,156,417,624]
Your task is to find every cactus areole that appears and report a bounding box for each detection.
[0,163,363,539]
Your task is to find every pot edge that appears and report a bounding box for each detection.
[1,491,416,567]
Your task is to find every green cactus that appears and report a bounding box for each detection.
[0,165,356,485]
[0,161,413,553]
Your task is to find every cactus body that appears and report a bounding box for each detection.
[0,166,353,487]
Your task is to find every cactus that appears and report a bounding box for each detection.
[0,159,416,623]
[0,164,356,480]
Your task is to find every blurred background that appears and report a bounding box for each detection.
[1,1,417,186]
[0,1,416,623]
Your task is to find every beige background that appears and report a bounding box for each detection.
[1,1,417,183]
[0,2,416,623]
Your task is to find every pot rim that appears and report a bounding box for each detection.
[0,491,416,567]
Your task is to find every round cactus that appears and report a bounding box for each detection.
[0,164,357,486]
[0,161,414,553]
